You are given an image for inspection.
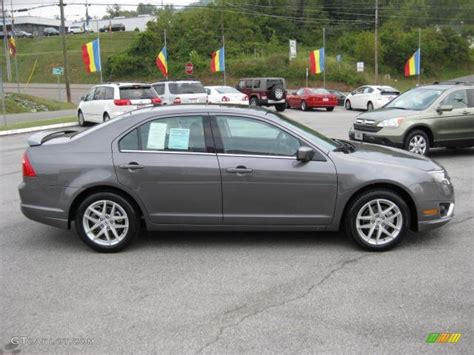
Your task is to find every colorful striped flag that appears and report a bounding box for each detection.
[404,48,421,77]
[81,39,101,73]
[210,47,225,73]
[155,46,168,77]
[8,35,16,57]
[309,48,325,74]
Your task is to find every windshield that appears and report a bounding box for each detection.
[169,82,206,95]
[266,112,339,151]
[216,87,240,94]
[385,87,444,110]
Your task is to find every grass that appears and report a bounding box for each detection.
[0,116,75,131]
[3,93,75,114]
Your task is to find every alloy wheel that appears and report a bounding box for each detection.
[82,200,129,247]
[355,198,403,246]
[408,135,427,155]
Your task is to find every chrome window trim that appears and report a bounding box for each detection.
[120,149,215,156]
[217,153,296,160]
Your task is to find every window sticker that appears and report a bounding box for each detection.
[147,122,167,150]
[168,128,190,150]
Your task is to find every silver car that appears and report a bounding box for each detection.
[19,106,454,252]
[152,80,207,105]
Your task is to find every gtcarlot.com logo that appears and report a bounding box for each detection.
[426,333,462,344]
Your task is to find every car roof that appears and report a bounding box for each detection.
[95,82,150,87]
[152,80,202,84]
[239,77,285,81]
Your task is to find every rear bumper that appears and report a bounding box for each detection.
[260,99,286,106]
[21,203,69,229]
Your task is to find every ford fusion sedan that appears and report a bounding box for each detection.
[349,83,474,155]
[19,106,454,252]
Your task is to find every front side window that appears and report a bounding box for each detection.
[84,89,95,101]
[440,90,468,109]
[216,116,300,157]
[296,89,305,96]
[93,87,106,100]
[119,116,207,153]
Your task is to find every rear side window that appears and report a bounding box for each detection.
[119,86,157,100]
[467,89,474,108]
[119,116,207,153]
[153,84,165,95]
[104,87,114,100]
[93,87,106,100]
[253,80,260,89]
[168,82,206,95]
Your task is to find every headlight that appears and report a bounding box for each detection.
[429,170,451,185]
[376,117,405,127]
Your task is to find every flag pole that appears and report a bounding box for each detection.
[10,0,19,92]
[97,19,103,83]
[164,29,168,80]
[417,28,421,86]
[323,27,326,88]
[220,0,226,86]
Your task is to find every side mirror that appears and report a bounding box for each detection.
[297,146,315,162]
[437,105,453,113]
[351,91,356,95]
[80,96,85,101]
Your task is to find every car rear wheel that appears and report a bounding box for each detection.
[249,97,259,106]
[326,107,335,112]
[78,111,86,126]
[405,130,430,155]
[75,192,140,252]
[103,113,110,122]
[345,100,352,110]
[367,102,374,111]
[345,189,409,251]
[300,101,308,111]
[275,103,286,112]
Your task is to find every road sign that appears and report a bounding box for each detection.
[336,54,342,63]
[185,62,193,75]
[289,39,297,60]
[357,62,364,72]
[52,67,64,76]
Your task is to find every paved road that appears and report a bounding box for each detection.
[4,83,92,104]
[3,109,77,126]
[0,108,472,353]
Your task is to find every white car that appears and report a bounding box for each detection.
[68,25,84,34]
[205,86,249,105]
[152,80,207,105]
[344,85,400,111]
[77,83,161,125]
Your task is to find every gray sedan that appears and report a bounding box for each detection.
[19,105,454,252]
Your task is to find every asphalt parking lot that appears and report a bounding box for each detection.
[0,107,472,353]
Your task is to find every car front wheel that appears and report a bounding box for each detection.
[345,189,410,251]
[75,192,140,252]
[78,111,86,126]
[249,97,259,106]
[405,130,430,155]
[345,100,352,110]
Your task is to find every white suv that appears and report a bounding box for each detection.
[344,85,400,111]
[152,80,207,105]
[77,83,161,125]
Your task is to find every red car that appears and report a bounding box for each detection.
[286,88,338,111]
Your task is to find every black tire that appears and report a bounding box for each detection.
[344,189,410,251]
[404,129,430,155]
[367,102,374,111]
[326,107,335,112]
[275,103,286,112]
[345,100,352,110]
[249,96,259,106]
[270,85,285,101]
[300,100,308,111]
[75,192,140,252]
[78,111,86,126]
[103,113,110,122]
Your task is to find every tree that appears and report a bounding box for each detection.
[137,3,157,15]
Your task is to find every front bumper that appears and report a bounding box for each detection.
[417,202,455,232]
[348,128,404,148]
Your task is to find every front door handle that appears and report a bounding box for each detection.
[226,166,253,174]
[462,110,469,115]
[119,162,144,170]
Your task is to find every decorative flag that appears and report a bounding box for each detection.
[81,39,101,73]
[8,35,16,57]
[210,47,225,73]
[309,48,325,74]
[155,47,168,77]
[404,48,421,77]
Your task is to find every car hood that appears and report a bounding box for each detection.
[355,108,421,123]
[342,141,441,172]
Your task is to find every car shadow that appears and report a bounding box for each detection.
[428,147,474,157]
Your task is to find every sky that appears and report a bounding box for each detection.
[8,0,194,21]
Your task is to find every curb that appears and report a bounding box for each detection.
[0,122,78,137]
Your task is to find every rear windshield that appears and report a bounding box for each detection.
[378,87,400,95]
[385,88,444,110]
[169,82,206,95]
[310,89,329,94]
[266,79,285,90]
[119,86,157,100]
[216,87,240,94]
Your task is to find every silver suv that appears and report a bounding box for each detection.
[152,80,207,105]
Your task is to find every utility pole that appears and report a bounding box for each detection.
[59,0,71,103]
[374,0,379,84]
[220,0,226,86]
[10,0,19,92]
[323,27,326,88]
[1,0,12,81]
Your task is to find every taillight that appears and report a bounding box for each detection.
[22,152,36,177]
[242,95,248,101]
[221,96,230,102]
[151,97,161,105]
[173,97,181,105]
[114,99,131,106]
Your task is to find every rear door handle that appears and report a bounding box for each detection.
[119,162,144,170]
[462,111,470,115]
[226,166,253,174]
